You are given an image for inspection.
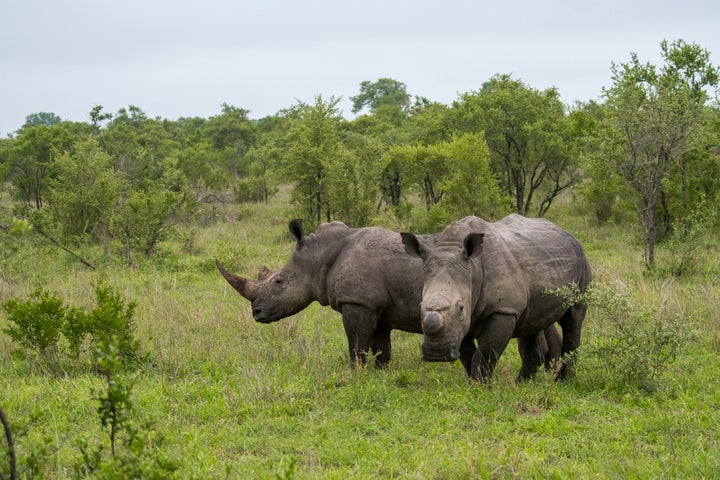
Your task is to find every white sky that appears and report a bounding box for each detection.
[2,0,719,136]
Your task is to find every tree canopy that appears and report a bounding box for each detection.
[1,39,718,272]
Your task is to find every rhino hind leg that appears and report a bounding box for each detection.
[556,303,586,381]
[341,304,382,368]
[543,323,563,371]
[516,333,545,381]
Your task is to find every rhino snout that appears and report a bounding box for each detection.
[251,303,274,323]
[421,342,461,362]
[422,311,444,335]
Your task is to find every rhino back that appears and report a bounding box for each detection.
[490,215,590,334]
[493,215,589,286]
[458,215,589,331]
[323,227,424,331]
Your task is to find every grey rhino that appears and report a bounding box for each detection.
[217,219,563,371]
[216,219,428,367]
[401,214,591,383]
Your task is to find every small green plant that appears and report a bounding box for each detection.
[73,342,178,479]
[1,282,140,372]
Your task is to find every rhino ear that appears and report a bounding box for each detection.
[289,219,304,248]
[401,232,426,259]
[463,233,484,259]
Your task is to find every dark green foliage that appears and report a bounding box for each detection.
[350,78,411,116]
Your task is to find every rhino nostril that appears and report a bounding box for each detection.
[252,307,262,318]
[423,312,444,335]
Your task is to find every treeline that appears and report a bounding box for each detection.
[1,39,719,268]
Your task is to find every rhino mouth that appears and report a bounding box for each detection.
[251,303,277,324]
[421,343,461,362]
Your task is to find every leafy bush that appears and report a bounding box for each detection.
[2,288,68,363]
[1,283,140,372]
[548,281,697,393]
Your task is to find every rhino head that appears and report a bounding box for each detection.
[216,219,315,323]
[401,229,484,362]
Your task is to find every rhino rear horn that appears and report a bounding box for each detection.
[215,260,258,300]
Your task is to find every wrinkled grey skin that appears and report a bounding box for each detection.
[217,219,430,367]
[217,219,563,372]
[402,214,591,382]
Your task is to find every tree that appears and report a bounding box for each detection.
[47,137,126,241]
[2,123,77,210]
[351,78,412,115]
[22,112,62,128]
[204,103,257,162]
[452,75,581,216]
[350,78,414,127]
[601,39,719,267]
[382,143,447,212]
[433,133,510,223]
[282,95,352,226]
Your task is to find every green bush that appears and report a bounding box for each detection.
[1,283,140,372]
[548,281,697,393]
[2,288,68,362]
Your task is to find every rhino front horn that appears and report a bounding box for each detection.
[215,260,258,301]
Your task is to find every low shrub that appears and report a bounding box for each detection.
[2,283,140,373]
[548,281,697,393]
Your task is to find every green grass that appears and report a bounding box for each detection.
[2,189,719,478]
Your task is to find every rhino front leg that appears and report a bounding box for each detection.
[459,335,477,376]
[471,313,515,383]
[341,304,379,368]
[371,326,392,368]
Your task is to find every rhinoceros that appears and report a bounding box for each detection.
[401,214,591,382]
[217,219,563,371]
[216,219,429,367]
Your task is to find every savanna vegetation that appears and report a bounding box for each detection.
[1,39,719,478]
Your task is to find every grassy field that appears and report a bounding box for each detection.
[1,188,719,479]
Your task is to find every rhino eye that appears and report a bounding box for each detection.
[273,277,285,286]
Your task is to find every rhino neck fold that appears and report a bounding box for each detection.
[295,234,348,307]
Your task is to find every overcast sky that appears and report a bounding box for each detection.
[2,0,719,136]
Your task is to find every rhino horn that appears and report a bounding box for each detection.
[215,260,259,300]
